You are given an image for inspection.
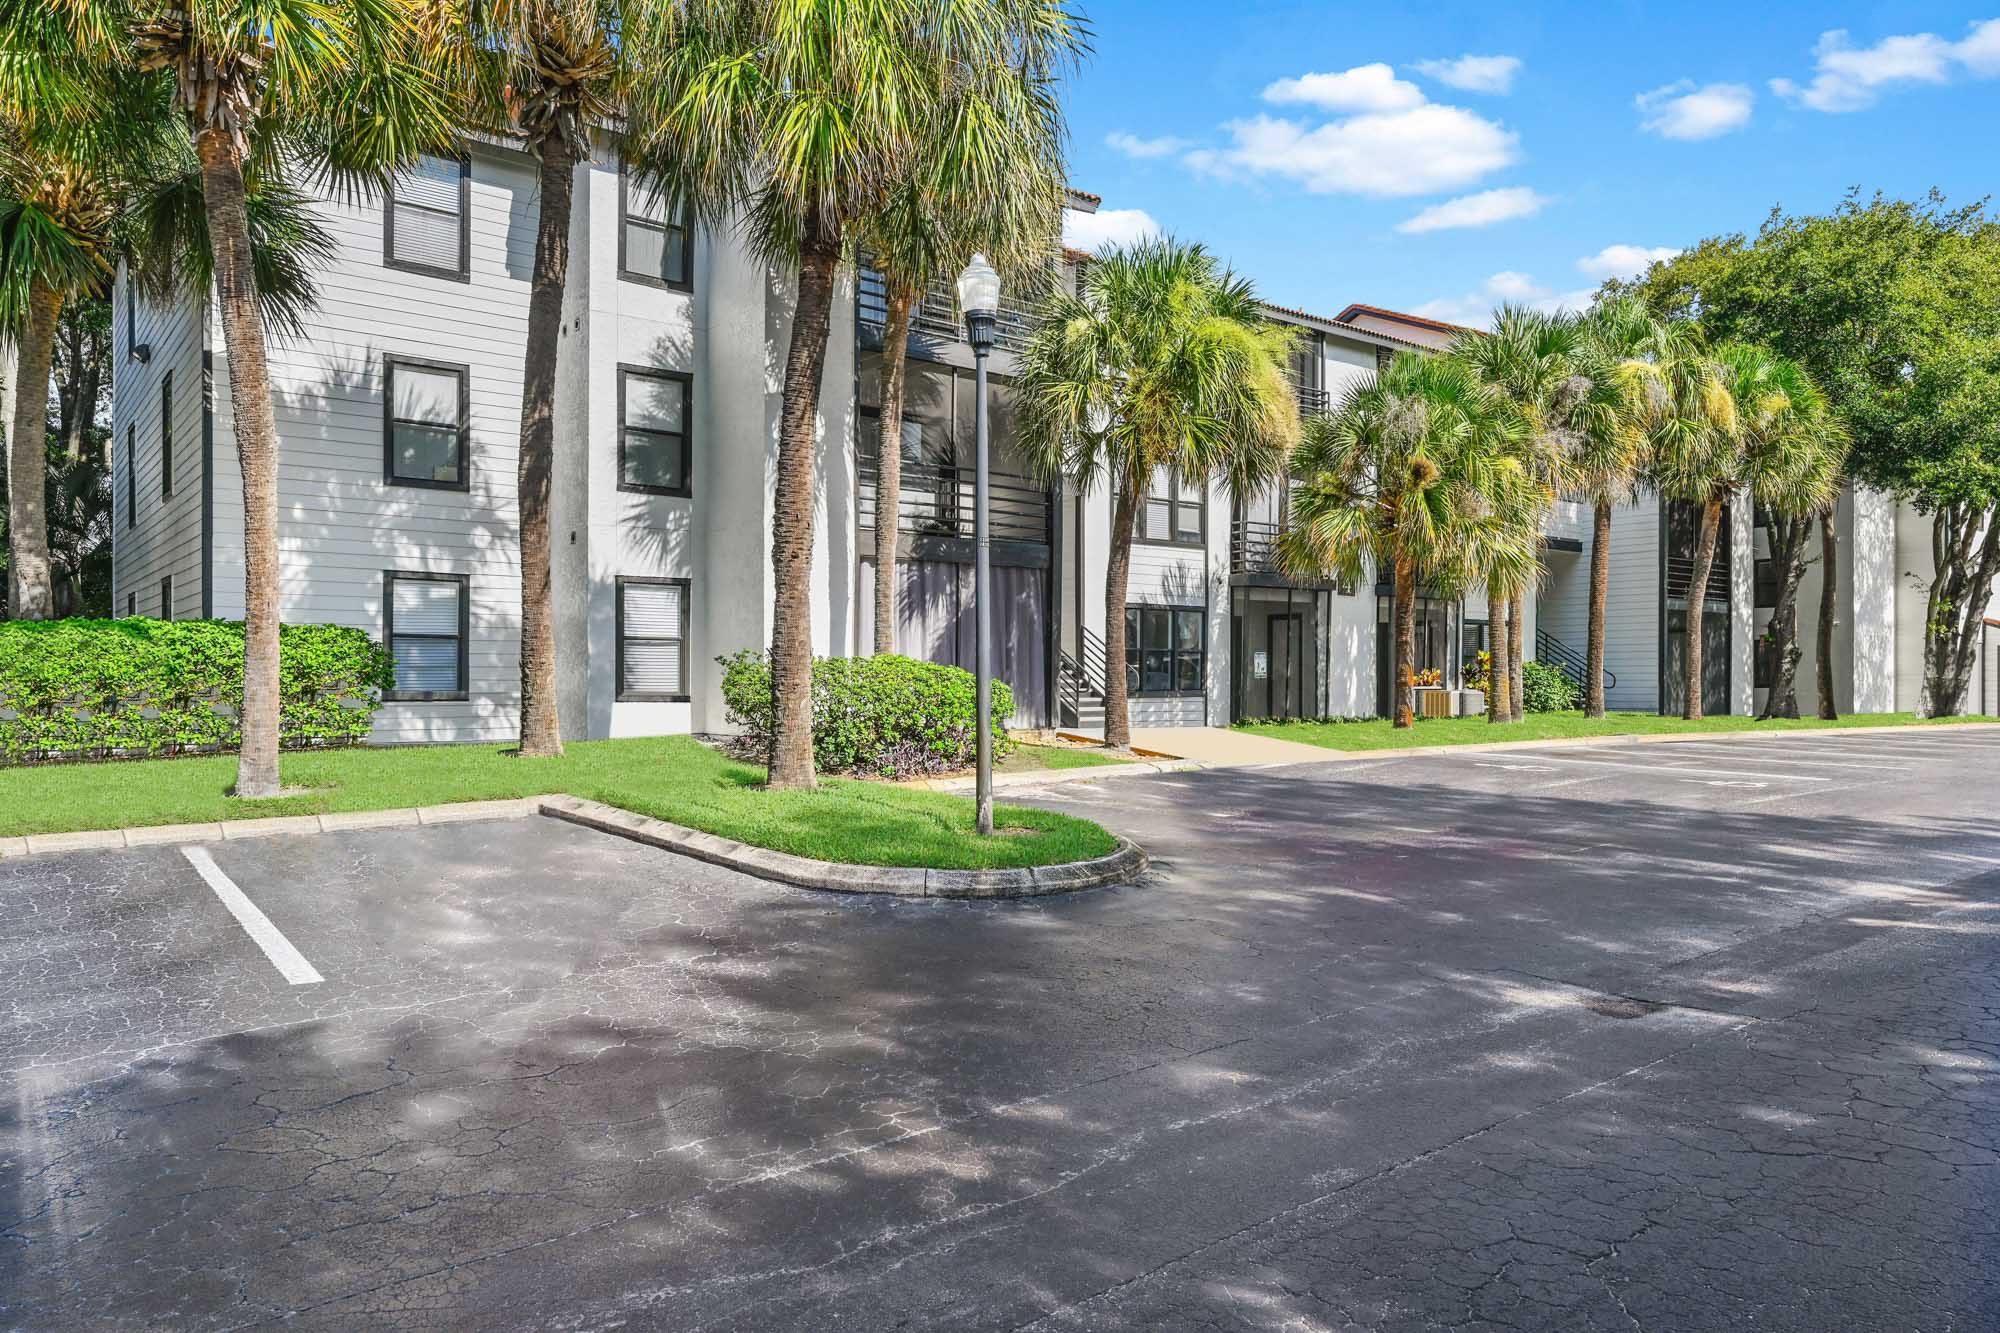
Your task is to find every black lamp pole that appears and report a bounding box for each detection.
[958,256,1001,836]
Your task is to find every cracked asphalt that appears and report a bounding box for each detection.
[3,728,1997,1331]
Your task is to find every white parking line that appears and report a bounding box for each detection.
[1636,747,1911,773]
[1509,754,1834,782]
[181,846,324,985]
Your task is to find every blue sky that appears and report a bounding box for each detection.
[1058,2,2000,325]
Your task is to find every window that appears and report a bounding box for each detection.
[159,575,172,621]
[383,357,469,489]
[1140,468,1205,546]
[126,592,135,617]
[160,372,174,499]
[617,367,692,496]
[124,426,135,527]
[617,578,691,701]
[385,154,469,279]
[383,573,469,701]
[1756,635,1775,690]
[1125,605,1206,695]
[619,161,691,289]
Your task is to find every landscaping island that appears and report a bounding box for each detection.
[0,735,1119,871]
[1234,710,1999,752]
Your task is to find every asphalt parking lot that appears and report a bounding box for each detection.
[3,727,1997,1330]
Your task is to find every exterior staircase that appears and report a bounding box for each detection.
[1535,628,1615,691]
[1058,627,1110,731]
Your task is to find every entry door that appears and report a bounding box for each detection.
[1266,613,1301,718]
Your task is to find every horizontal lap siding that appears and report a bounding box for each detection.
[1127,534,1214,728]
[246,143,535,745]
[111,275,206,620]
[1602,499,1660,712]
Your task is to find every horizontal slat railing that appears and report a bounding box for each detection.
[858,453,1051,546]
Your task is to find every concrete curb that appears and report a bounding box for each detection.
[536,795,1149,899]
[2,799,542,859]
[1223,719,2000,771]
[916,757,1202,794]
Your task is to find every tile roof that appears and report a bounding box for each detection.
[1334,303,1480,337]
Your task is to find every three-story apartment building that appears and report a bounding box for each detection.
[111,141,1992,743]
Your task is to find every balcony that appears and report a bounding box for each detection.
[857,264,1036,356]
[1292,382,1329,418]
[859,452,1052,548]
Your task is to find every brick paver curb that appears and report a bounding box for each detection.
[535,795,1149,898]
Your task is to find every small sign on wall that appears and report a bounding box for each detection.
[1252,650,1269,680]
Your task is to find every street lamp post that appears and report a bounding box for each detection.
[957,254,1001,836]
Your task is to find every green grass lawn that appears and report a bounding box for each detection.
[1234,710,2000,752]
[0,736,1118,870]
[996,742,1132,774]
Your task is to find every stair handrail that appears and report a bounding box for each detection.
[1534,627,1615,691]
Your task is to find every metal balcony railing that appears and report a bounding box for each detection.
[856,264,1035,356]
[1293,382,1329,418]
[858,452,1052,546]
[1231,517,1286,575]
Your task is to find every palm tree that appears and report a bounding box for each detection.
[1707,347,1845,719]
[1616,318,1733,720]
[853,17,1074,656]
[5,0,454,795]
[429,2,663,759]
[1280,351,1539,729]
[1571,298,1655,717]
[1016,238,1298,748]
[635,0,1085,788]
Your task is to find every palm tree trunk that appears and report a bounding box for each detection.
[7,282,60,620]
[871,286,915,656]
[1816,509,1839,720]
[1103,472,1139,749]
[768,225,842,789]
[1681,493,1724,722]
[197,130,282,798]
[1759,515,1810,719]
[1392,556,1417,728]
[1585,498,1612,718]
[1508,588,1526,723]
[516,135,573,759]
[1486,580,1510,722]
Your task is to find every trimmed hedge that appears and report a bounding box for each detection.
[0,618,395,764]
[1521,659,1582,713]
[719,651,1013,778]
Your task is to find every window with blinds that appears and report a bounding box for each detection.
[617,367,691,495]
[385,155,468,278]
[384,357,469,488]
[617,578,690,701]
[384,573,468,700]
[1140,467,1205,546]
[620,162,691,289]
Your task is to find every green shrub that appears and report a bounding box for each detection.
[1522,659,1582,712]
[718,651,1013,778]
[0,618,395,763]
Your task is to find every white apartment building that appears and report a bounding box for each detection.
[110,149,1994,744]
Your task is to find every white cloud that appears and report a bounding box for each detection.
[1771,21,2000,112]
[1195,105,1519,198]
[1411,54,1523,94]
[1636,80,1755,139]
[1105,130,1192,160]
[1576,243,1679,279]
[1396,186,1549,233]
[1062,207,1162,253]
[1415,271,1597,326]
[1262,63,1427,113]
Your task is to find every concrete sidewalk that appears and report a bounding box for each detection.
[1125,726,1347,767]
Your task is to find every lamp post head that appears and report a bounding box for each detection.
[957,253,1002,349]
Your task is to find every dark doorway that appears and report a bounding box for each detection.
[1266,612,1302,718]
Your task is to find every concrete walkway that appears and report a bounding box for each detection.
[1126,725,1343,766]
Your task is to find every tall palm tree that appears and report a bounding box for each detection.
[4,0,454,795]
[1280,351,1539,729]
[1708,346,1845,719]
[429,1,664,759]
[1617,318,1734,720]
[1571,298,1655,717]
[1016,237,1298,748]
[852,9,1075,656]
[635,0,1085,788]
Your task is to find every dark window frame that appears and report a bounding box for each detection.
[1136,469,1207,549]
[1124,603,1208,698]
[617,158,693,293]
[160,371,174,500]
[383,153,471,282]
[382,355,472,492]
[382,571,471,703]
[126,591,135,617]
[124,425,135,528]
[615,576,693,703]
[159,574,172,621]
[616,365,694,498]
